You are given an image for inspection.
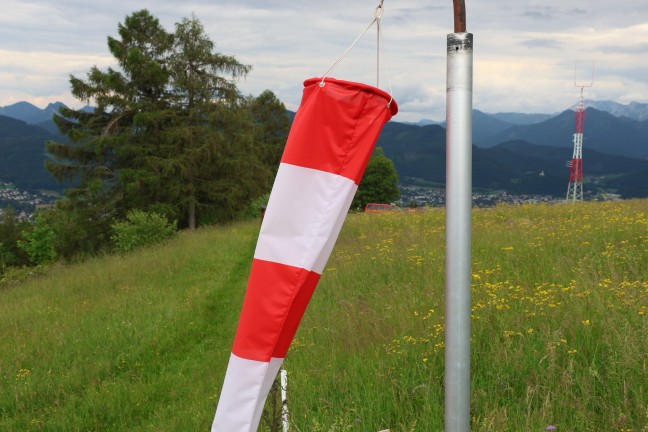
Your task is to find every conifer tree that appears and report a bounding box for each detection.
[47,10,288,243]
[244,90,290,170]
[47,9,174,241]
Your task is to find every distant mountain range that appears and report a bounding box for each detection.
[376,121,648,197]
[577,100,648,121]
[1,100,647,198]
[0,101,67,129]
[477,108,648,158]
[415,100,648,126]
[0,115,62,191]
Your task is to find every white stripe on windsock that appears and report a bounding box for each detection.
[212,355,283,432]
[250,357,284,432]
[255,163,357,274]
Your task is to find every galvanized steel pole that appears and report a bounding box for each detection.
[445,1,472,431]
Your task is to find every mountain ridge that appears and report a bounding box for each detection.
[3,98,648,125]
[577,100,648,121]
[480,108,648,158]
[0,101,66,125]
[1,100,647,198]
[376,120,648,197]
[0,115,62,191]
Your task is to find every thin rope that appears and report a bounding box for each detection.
[376,0,383,88]
[378,16,394,107]
[320,17,378,85]
[320,0,393,107]
[376,18,380,88]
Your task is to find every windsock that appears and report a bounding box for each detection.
[212,77,397,432]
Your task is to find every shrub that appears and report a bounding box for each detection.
[17,214,57,265]
[111,210,177,253]
[243,193,271,219]
[0,264,48,288]
[0,207,30,270]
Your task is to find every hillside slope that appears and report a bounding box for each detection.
[1,201,647,430]
[0,115,62,191]
[0,223,259,430]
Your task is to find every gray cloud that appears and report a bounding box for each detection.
[521,38,562,49]
[598,43,648,55]
[521,10,555,21]
[1,0,648,122]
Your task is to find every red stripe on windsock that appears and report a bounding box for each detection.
[281,77,397,184]
[232,259,320,362]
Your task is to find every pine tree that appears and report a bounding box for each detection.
[46,10,289,248]
[47,10,173,244]
[244,90,290,170]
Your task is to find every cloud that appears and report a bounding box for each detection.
[520,10,555,21]
[1,0,648,122]
[598,42,648,54]
[520,38,562,49]
[569,8,587,15]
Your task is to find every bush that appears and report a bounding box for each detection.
[111,210,177,253]
[0,207,30,270]
[0,265,48,288]
[352,147,400,211]
[243,193,270,219]
[17,214,57,265]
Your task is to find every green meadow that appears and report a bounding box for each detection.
[1,200,646,431]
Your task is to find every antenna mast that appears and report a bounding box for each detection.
[566,61,594,202]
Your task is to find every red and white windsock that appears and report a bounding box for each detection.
[211,77,397,431]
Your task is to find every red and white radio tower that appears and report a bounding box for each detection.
[566,61,594,202]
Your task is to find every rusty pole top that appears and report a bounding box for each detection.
[453,0,466,32]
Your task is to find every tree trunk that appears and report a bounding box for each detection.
[188,200,196,230]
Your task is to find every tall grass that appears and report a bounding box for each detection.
[1,223,258,431]
[1,200,646,431]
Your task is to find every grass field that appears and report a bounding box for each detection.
[1,200,646,431]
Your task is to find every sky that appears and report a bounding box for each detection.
[1,0,647,123]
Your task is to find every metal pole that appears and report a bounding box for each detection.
[445,0,472,430]
[281,369,289,432]
[452,0,467,32]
